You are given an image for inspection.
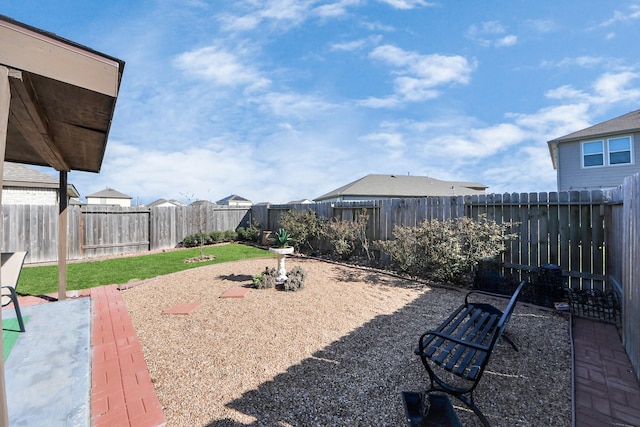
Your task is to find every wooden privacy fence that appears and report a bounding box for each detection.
[606,174,640,382]
[256,192,612,291]
[1,192,621,292]
[1,204,251,264]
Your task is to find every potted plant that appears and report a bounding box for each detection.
[268,228,294,281]
[270,228,292,248]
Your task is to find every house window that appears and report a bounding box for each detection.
[583,141,604,167]
[609,136,632,164]
[582,136,633,168]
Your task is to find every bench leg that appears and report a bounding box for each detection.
[453,393,491,427]
[502,332,518,351]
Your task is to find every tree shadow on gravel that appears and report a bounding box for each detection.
[204,290,473,427]
[203,284,571,427]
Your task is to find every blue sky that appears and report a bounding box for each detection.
[4,1,640,204]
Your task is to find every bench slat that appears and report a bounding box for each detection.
[441,310,498,376]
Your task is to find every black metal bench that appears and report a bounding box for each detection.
[412,280,527,426]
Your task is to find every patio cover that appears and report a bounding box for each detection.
[0,14,125,426]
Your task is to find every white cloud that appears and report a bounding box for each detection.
[467,21,517,47]
[526,19,557,33]
[545,85,591,101]
[217,0,362,32]
[360,132,406,158]
[496,35,517,47]
[592,71,640,103]
[331,39,368,52]
[315,0,363,17]
[377,0,434,9]
[541,56,605,69]
[593,4,640,28]
[255,92,336,118]
[173,44,271,91]
[368,44,474,103]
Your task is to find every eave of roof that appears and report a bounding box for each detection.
[0,14,125,173]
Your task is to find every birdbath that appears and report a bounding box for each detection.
[268,246,294,282]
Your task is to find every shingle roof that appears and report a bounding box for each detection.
[314,174,487,201]
[86,188,131,199]
[3,162,58,185]
[3,162,80,197]
[217,194,251,203]
[549,108,640,143]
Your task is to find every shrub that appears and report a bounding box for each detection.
[209,230,225,243]
[377,215,517,285]
[237,220,262,242]
[320,210,369,261]
[279,210,320,252]
[181,231,210,248]
[283,266,306,291]
[181,229,239,247]
[252,267,277,289]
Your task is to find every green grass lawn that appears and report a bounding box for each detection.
[18,243,273,296]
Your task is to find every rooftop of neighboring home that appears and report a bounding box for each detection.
[85,188,131,200]
[3,162,79,198]
[216,194,252,205]
[314,174,488,202]
[146,198,186,208]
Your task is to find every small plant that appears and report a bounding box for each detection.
[252,267,277,289]
[270,228,292,248]
[283,266,306,291]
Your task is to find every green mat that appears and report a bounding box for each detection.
[2,316,29,361]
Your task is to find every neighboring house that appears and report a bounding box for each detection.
[190,200,216,208]
[548,109,640,191]
[216,194,252,207]
[314,174,488,202]
[2,162,80,205]
[287,199,315,204]
[146,199,186,208]
[86,188,132,207]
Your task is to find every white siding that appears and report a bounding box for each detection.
[557,132,640,191]
[2,187,57,205]
[86,196,131,207]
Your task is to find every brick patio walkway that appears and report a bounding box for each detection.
[572,317,640,427]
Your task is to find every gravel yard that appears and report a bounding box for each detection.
[122,256,571,427]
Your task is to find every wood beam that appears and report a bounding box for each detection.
[0,18,121,97]
[58,171,68,300]
[7,69,69,171]
[0,65,11,427]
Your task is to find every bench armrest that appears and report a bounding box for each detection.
[464,289,511,306]
[416,330,492,355]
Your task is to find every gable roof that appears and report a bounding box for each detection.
[217,194,251,203]
[147,198,186,208]
[190,200,216,207]
[547,109,640,169]
[86,188,131,199]
[3,161,79,197]
[314,174,488,201]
